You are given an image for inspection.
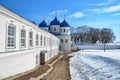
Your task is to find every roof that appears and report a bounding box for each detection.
[60,19,70,27]
[50,17,60,25]
[39,20,48,27]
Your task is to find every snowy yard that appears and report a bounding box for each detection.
[69,49,120,80]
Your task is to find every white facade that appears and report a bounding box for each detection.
[58,35,71,52]
[50,25,60,35]
[58,26,71,52]
[51,25,71,52]
[60,26,71,52]
[0,5,60,79]
[48,18,71,52]
[60,27,70,35]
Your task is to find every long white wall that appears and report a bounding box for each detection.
[72,44,120,50]
[0,5,60,79]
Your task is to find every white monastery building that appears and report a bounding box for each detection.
[0,5,71,79]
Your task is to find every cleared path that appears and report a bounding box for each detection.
[43,53,71,80]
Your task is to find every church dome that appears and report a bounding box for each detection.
[60,19,70,27]
[39,20,48,27]
[50,17,60,25]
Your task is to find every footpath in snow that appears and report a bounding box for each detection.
[69,49,120,80]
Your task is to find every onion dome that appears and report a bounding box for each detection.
[50,17,60,25]
[60,19,70,27]
[39,20,48,27]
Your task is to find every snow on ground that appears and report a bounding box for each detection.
[69,49,120,80]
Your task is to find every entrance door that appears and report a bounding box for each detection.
[40,53,45,65]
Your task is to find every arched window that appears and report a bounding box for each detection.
[65,39,68,43]
[54,28,56,31]
[61,39,63,43]
[29,31,33,47]
[60,29,62,32]
[21,28,26,48]
[64,29,66,32]
[7,24,16,48]
[36,34,39,47]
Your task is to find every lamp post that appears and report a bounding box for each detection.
[103,39,106,52]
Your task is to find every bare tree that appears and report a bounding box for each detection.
[71,26,116,45]
[100,28,115,43]
[100,28,115,52]
[89,28,100,43]
[76,25,91,44]
[70,26,76,44]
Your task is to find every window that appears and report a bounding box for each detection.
[40,35,43,46]
[65,39,68,43]
[7,24,16,48]
[61,39,63,43]
[60,28,61,32]
[29,31,33,47]
[54,28,56,31]
[21,29,26,48]
[36,34,39,46]
[64,29,66,32]
[60,29,62,32]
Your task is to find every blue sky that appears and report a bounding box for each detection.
[0,0,120,42]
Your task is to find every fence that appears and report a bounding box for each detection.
[72,43,120,50]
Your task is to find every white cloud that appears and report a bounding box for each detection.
[68,12,85,18]
[49,9,68,15]
[88,4,120,13]
[104,5,120,12]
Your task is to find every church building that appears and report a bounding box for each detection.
[39,16,71,52]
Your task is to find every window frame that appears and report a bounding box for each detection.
[20,28,26,48]
[54,28,56,31]
[65,39,68,43]
[7,24,16,49]
[36,34,39,47]
[64,29,66,32]
[61,39,63,43]
[29,31,33,47]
